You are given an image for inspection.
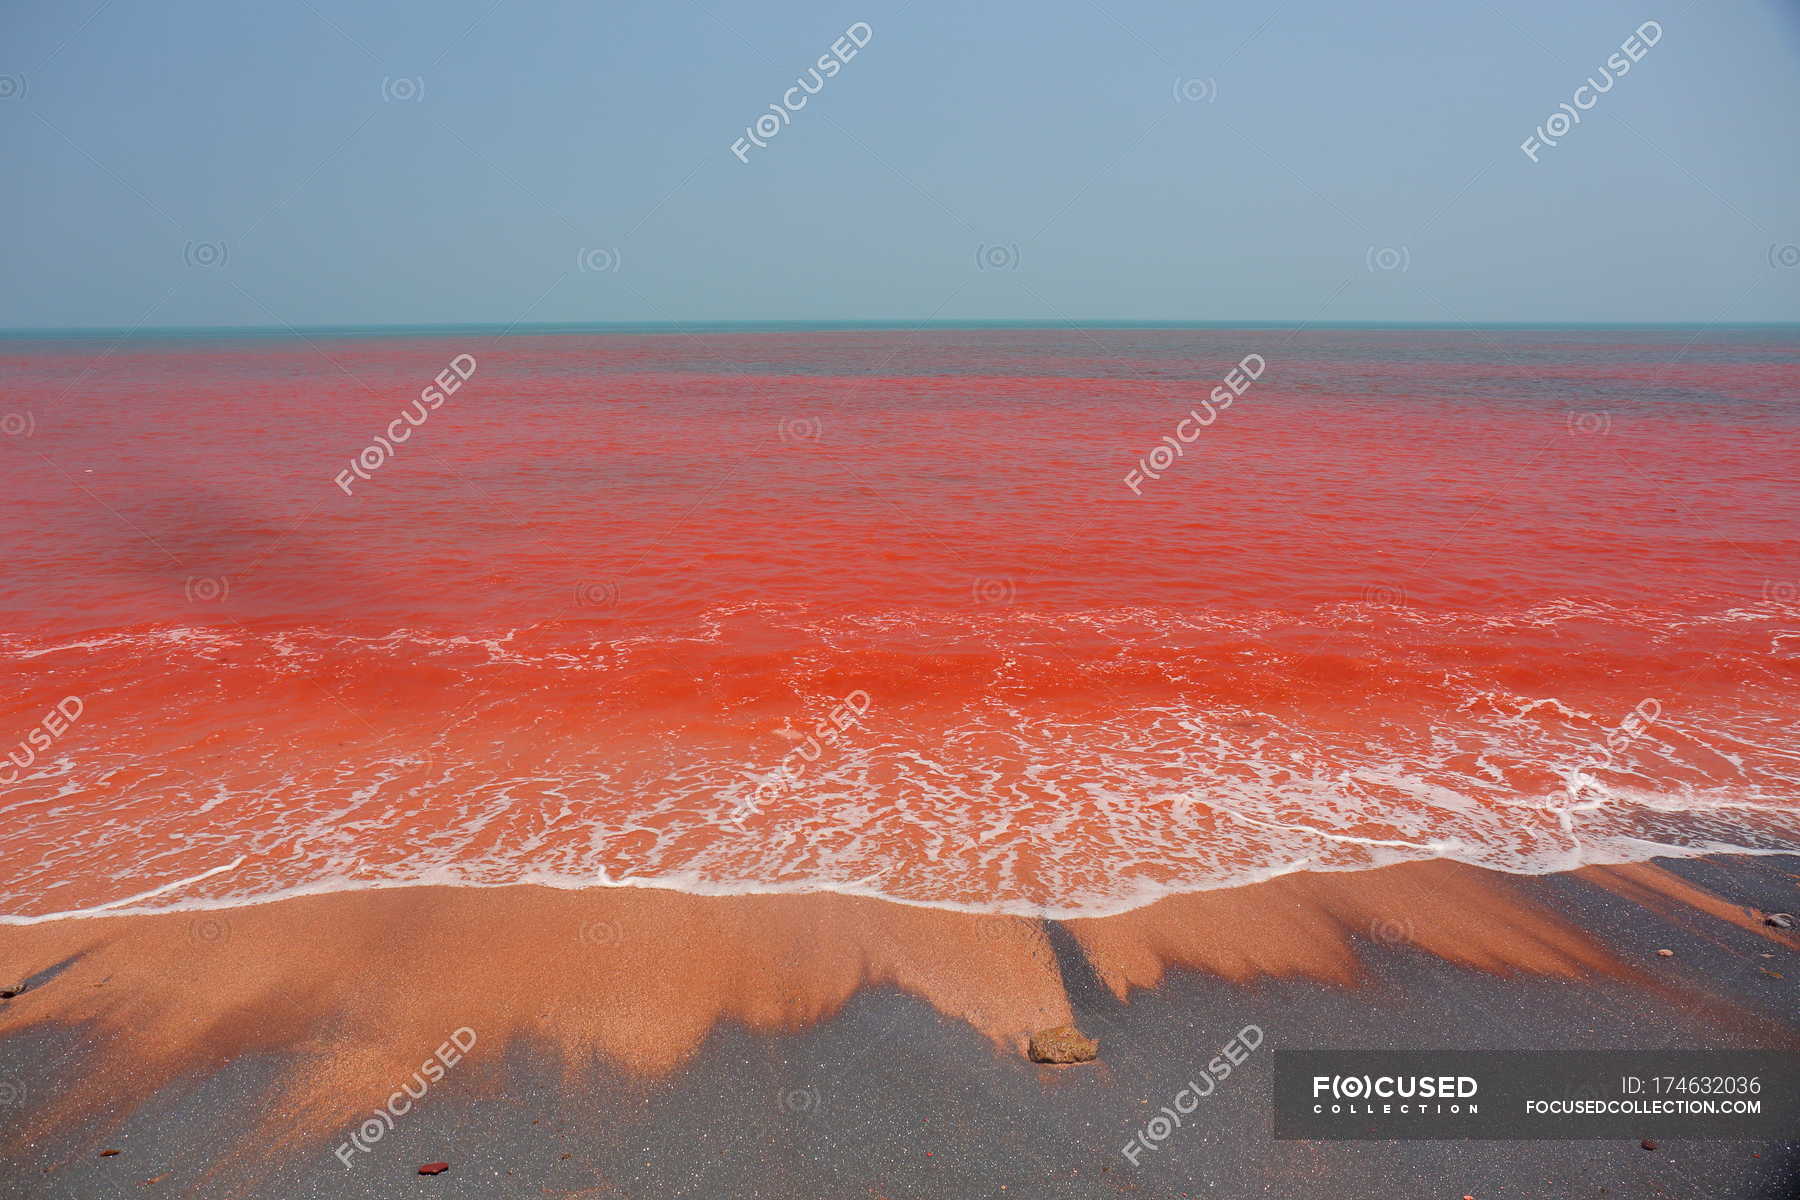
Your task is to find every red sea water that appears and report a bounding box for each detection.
[1,326,1796,920]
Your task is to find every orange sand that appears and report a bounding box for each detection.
[0,858,1793,1181]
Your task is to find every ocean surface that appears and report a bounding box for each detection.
[2,325,1797,921]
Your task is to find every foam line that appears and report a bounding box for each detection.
[0,855,247,925]
[1211,803,1460,853]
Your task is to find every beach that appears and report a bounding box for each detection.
[8,0,1800,1191]
[2,853,1795,1198]
[3,325,1797,1196]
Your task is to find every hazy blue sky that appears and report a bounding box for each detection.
[5,0,1800,327]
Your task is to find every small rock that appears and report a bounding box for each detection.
[100,1149,121,1157]
[1764,913,1793,930]
[1656,949,1674,957]
[1028,1024,1099,1064]
[417,1163,449,1176]
[1641,1139,1658,1151]
[0,984,23,999]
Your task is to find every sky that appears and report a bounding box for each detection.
[4,0,1800,328]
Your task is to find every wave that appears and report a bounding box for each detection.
[1,597,1795,923]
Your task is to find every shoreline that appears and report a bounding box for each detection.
[7,842,1800,928]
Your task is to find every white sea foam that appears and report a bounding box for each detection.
[2,600,1796,925]
[5,836,1796,928]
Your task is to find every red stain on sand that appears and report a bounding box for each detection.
[1065,860,1628,994]
[3,857,1786,1185]
[1580,861,1800,950]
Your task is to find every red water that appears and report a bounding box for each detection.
[2,327,1796,919]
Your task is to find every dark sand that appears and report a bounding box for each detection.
[1,854,1795,1199]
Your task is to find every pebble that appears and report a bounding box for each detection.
[418,1162,449,1176]
[1027,1024,1099,1064]
[1655,949,1674,957]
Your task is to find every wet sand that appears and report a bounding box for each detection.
[1,854,1795,1199]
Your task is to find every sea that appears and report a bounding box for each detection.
[2,323,1796,921]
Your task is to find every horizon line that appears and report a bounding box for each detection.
[5,318,1800,339]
